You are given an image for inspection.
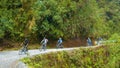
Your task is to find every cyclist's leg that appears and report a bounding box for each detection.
[59,44,62,48]
[21,46,25,52]
[23,47,26,54]
[40,44,43,51]
[56,44,58,48]
[43,44,46,51]
[24,47,28,54]
[58,43,61,48]
[42,44,45,50]
[19,46,24,55]
[57,43,61,48]
[60,44,63,48]
[22,45,27,54]
[25,47,28,54]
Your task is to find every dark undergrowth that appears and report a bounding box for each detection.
[0,39,86,51]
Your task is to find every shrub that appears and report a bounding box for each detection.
[109,33,120,43]
[22,44,120,68]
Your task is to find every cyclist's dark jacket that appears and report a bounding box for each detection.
[23,39,29,46]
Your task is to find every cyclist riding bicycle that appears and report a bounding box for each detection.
[40,37,48,51]
[19,38,29,55]
[56,38,63,48]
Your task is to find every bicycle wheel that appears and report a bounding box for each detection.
[18,49,22,55]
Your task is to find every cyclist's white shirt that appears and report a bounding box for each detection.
[44,39,48,44]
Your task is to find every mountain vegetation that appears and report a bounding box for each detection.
[0,0,120,42]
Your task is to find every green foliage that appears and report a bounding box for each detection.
[22,44,120,68]
[108,33,120,43]
[109,33,120,40]
[97,0,120,36]
[106,44,120,68]
[0,0,120,41]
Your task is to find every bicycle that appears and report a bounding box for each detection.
[56,43,64,49]
[39,44,46,51]
[18,43,28,55]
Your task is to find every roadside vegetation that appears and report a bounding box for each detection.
[22,44,120,68]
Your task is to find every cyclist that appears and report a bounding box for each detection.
[19,38,29,55]
[87,37,92,46]
[56,38,63,48]
[40,37,48,51]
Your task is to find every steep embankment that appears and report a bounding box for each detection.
[22,44,120,68]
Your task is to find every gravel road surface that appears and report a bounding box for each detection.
[0,45,100,68]
[0,48,79,68]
